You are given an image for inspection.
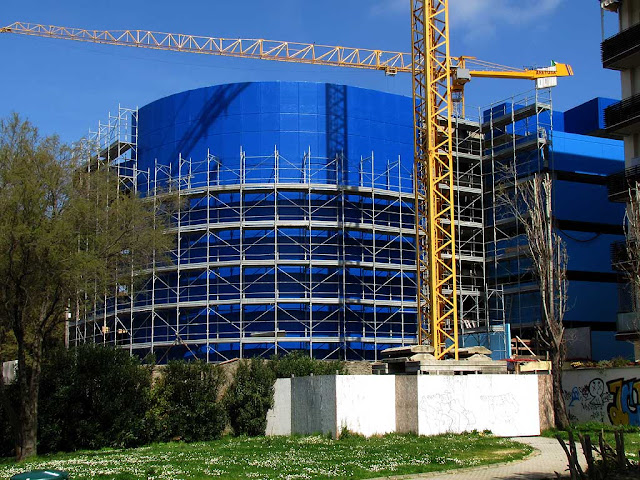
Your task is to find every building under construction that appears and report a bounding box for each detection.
[68,81,632,361]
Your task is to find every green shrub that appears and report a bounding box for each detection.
[611,356,633,368]
[269,351,346,378]
[148,360,226,442]
[225,358,275,436]
[38,344,152,452]
[13,347,349,455]
[37,346,75,452]
[338,425,364,440]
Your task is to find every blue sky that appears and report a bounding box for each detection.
[0,0,622,143]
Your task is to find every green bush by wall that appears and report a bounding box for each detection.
[38,345,152,453]
[225,358,275,436]
[0,348,349,457]
[147,360,226,442]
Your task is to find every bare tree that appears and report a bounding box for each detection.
[504,171,570,429]
[618,182,640,341]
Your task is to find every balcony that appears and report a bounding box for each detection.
[616,312,640,341]
[610,240,628,271]
[601,21,640,70]
[605,93,640,135]
[606,163,640,201]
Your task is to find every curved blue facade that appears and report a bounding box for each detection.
[101,82,420,361]
[137,82,414,189]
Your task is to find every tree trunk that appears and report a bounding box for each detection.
[16,393,38,461]
[15,336,42,461]
[551,350,570,430]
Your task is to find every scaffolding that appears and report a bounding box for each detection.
[483,88,554,351]
[451,113,509,358]
[70,93,519,362]
[452,117,487,332]
[70,121,421,360]
[71,105,139,349]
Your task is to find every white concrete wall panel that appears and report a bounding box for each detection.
[267,374,543,438]
[335,375,396,436]
[266,378,292,436]
[416,375,540,437]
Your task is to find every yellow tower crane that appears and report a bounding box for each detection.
[0,1,574,359]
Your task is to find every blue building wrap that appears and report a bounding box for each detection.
[137,82,414,176]
[125,82,418,361]
[76,84,633,362]
[484,95,633,360]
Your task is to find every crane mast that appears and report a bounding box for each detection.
[412,0,457,359]
[1,5,575,359]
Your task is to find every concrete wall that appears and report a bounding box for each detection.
[266,378,291,436]
[395,376,418,434]
[538,374,555,431]
[267,374,543,438]
[335,375,396,436]
[563,367,640,426]
[291,375,337,436]
[416,375,540,437]
[2,360,16,384]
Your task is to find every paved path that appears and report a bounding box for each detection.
[372,436,587,480]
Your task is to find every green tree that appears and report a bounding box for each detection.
[225,358,275,436]
[269,351,346,378]
[148,360,226,442]
[0,114,169,460]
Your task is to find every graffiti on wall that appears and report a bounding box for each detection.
[420,391,476,433]
[480,393,519,427]
[606,378,640,426]
[419,390,521,434]
[564,374,640,426]
[565,378,611,423]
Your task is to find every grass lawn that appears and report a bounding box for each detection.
[543,423,640,462]
[0,433,531,480]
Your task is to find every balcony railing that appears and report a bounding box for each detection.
[610,240,628,271]
[605,93,640,135]
[606,163,640,201]
[617,312,640,336]
[601,21,640,69]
